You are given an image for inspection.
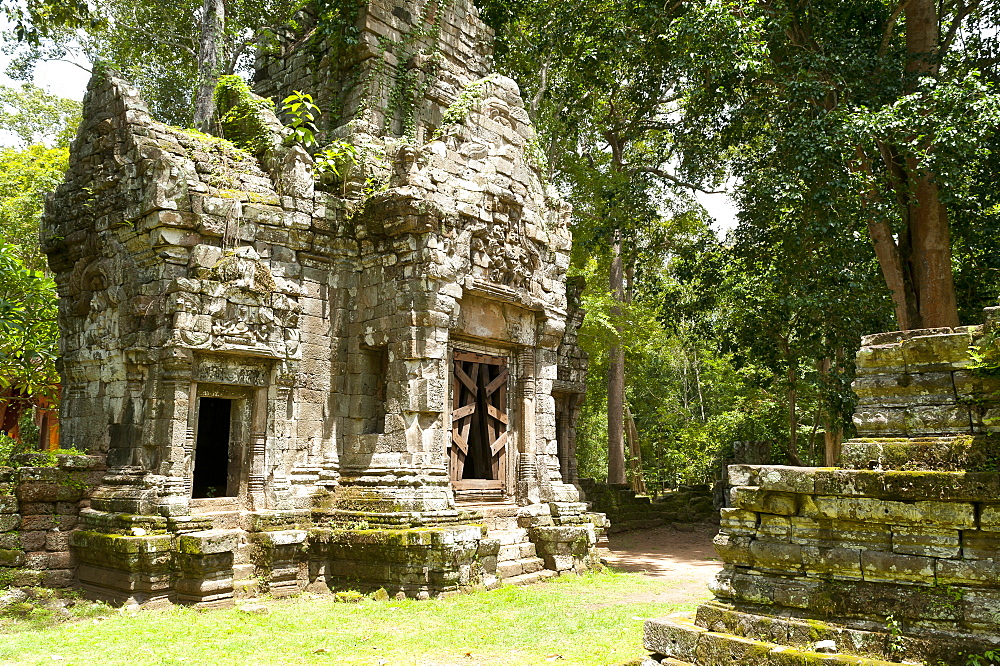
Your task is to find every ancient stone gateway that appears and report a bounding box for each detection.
[39,0,599,607]
[644,307,1000,665]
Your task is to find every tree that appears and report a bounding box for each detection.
[0,244,59,401]
[480,0,722,484]
[0,83,81,148]
[5,0,301,127]
[0,84,79,271]
[665,0,1000,330]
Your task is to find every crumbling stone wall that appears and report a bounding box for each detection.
[39,0,595,606]
[644,307,1000,665]
[0,455,103,589]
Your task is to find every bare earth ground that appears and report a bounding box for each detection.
[600,523,723,606]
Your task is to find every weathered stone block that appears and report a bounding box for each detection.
[813,469,884,497]
[855,343,906,376]
[757,514,791,541]
[961,530,1000,560]
[730,487,798,515]
[936,558,1000,586]
[0,514,19,532]
[803,496,974,529]
[719,508,758,536]
[643,614,704,660]
[860,550,935,584]
[0,548,26,566]
[713,534,753,567]
[901,332,974,371]
[749,540,802,572]
[801,546,863,579]
[891,527,960,558]
[755,466,816,494]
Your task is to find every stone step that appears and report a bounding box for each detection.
[691,601,998,664]
[232,563,255,580]
[498,556,544,579]
[644,612,910,666]
[502,568,558,587]
[489,528,530,546]
[498,541,537,561]
[190,510,242,531]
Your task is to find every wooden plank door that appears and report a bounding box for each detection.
[451,351,508,490]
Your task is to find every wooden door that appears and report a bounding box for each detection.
[450,351,509,490]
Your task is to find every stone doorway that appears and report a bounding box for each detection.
[192,395,246,499]
[450,351,509,496]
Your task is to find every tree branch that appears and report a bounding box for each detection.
[879,0,912,57]
[632,166,726,194]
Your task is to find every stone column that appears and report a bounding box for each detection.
[567,394,581,484]
[517,347,539,504]
[556,394,570,483]
[248,385,268,510]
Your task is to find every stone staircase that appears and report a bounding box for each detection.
[642,601,990,666]
[465,503,559,587]
[186,501,258,601]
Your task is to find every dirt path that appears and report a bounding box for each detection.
[599,523,723,605]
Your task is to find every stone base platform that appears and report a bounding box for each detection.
[644,601,1000,666]
[70,501,605,608]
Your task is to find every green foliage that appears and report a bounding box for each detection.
[0,244,59,401]
[967,650,1000,666]
[314,140,358,180]
[0,83,81,149]
[281,90,320,147]
[2,0,95,45]
[311,0,366,63]
[214,75,275,155]
[970,328,1000,378]
[5,1,302,127]
[437,75,496,134]
[0,431,26,465]
[0,144,69,272]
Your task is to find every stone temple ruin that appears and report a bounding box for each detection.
[29,0,600,606]
[644,307,1000,665]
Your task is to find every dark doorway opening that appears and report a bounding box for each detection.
[193,397,232,498]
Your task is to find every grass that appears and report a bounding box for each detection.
[0,570,709,666]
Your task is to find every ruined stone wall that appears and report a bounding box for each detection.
[645,307,1000,665]
[42,72,322,516]
[41,0,594,605]
[853,310,1000,439]
[0,455,104,589]
[255,0,493,140]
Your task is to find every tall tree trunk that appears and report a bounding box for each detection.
[624,404,646,495]
[607,230,626,484]
[783,341,803,466]
[903,0,960,328]
[194,0,225,133]
[693,349,706,423]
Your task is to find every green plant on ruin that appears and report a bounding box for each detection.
[311,0,366,66]
[281,90,320,148]
[214,75,275,156]
[970,326,1000,379]
[885,614,906,657]
[967,650,1000,666]
[314,140,359,191]
[435,75,497,138]
[0,432,25,466]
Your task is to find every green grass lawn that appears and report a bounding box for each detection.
[0,571,708,666]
